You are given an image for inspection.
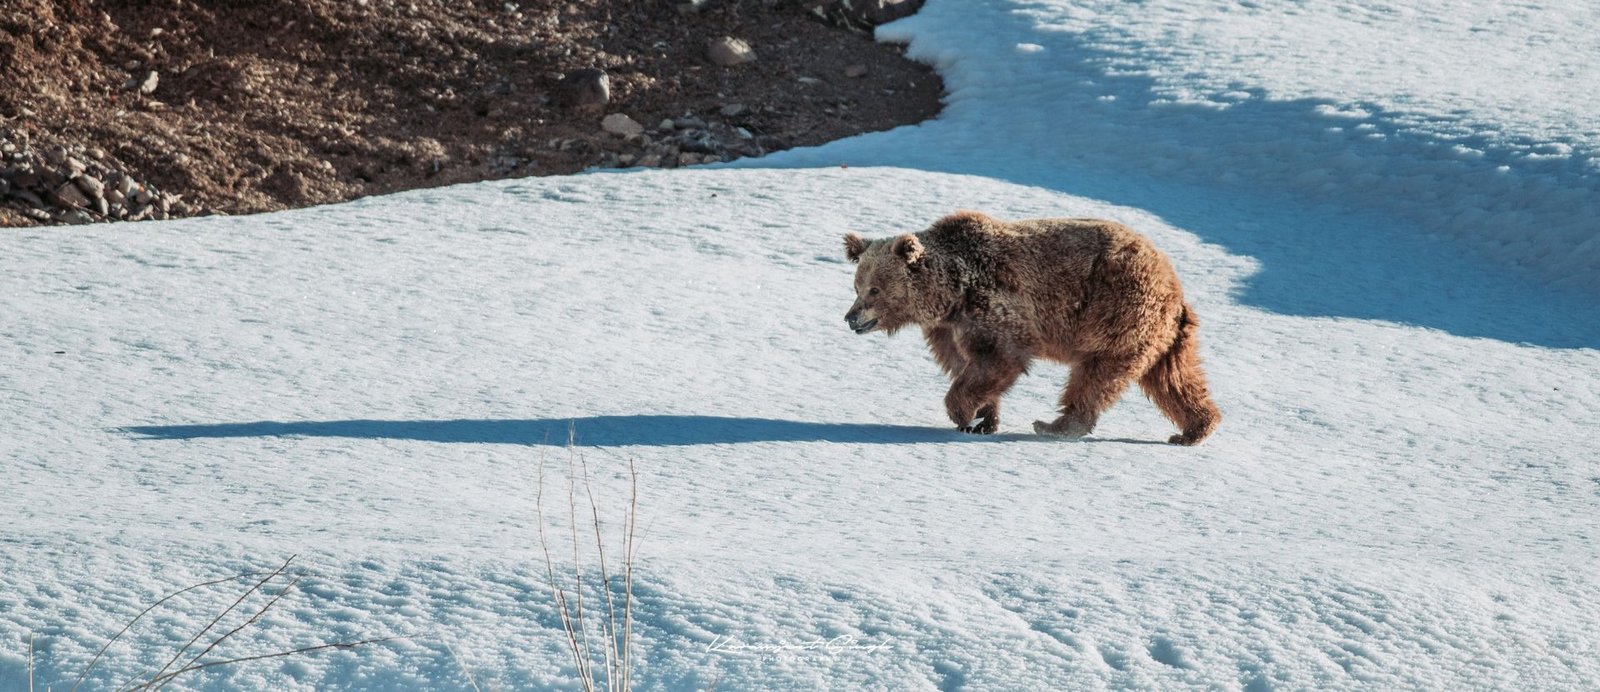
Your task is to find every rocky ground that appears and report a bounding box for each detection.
[0,0,938,226]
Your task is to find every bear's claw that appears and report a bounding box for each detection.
[958,418,998,434]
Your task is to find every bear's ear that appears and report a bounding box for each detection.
[843,233,869,263]
[891,234,924,265]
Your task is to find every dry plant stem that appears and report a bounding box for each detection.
[71,571,268,692]
[28,632,34,692]
[149,575,305,691]
[537,448,589,690]
[139,637,397,685]
[141,555,297,688]
[566,426,596,688]
[621,458,638,692]
[441,636,484,692]
[580,452,620,689]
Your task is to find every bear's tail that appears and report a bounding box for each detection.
[1139,303,1221,445]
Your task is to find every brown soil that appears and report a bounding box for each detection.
[0,0,941,226]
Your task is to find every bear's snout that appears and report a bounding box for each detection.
[845,305,878,335]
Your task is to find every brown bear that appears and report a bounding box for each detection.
[843,211,1220,445]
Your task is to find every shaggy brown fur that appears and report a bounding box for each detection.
[843,211,1220,445]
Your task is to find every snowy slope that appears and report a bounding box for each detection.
[5,1,1600,690]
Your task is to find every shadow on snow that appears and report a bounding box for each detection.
[117,415,1126,447]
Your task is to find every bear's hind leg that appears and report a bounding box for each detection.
[1033,355,1144,438]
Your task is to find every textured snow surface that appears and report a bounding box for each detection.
[5,1,1600,690]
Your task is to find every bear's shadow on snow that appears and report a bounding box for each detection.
[121,415,1145,446]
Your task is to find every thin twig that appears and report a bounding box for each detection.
[151,575,304,691]
[566,427,595,689]
[28,632,34,692]
[142,556,296,687]
[622,457,638,692]
[538,447,588,690]
[441,636,484,692]
[580,452,619,690]
[142,637,397,687]
[72,571,266,692]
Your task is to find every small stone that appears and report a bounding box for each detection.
[116,174,134,197]
[137,71,159,95]
[106,187,126,206]
[0,177,9,197]
[93,196,109,217]
[86,147,106,160]
[706,37,755,67]
[600,113,645,137]
[844,63,869,78]
[675,0,709,14]
[617,153,635,166]
[43,145,69,166]
[63,157,87,178]
[24,208,51,221]
[638,154,662,168]
[672,114,707,130]
[735,126,753,139]
[720,103,747,117]
[797,76,822,85]
[53,182,91,209]
[657,118,675,131]
[554,68,610,111]
[124,59,140,70]
[678,152,701,166]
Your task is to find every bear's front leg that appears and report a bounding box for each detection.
[945,387,1001,434]
[944,357,1025,434]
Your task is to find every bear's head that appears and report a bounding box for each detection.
[843,232,925,335]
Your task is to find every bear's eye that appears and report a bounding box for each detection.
[868,287,880,296]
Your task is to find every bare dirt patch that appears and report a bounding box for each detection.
[0,0,940,226]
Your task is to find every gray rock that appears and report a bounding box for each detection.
[24,208,51,221]
[74,174,105,200]
[53,182,91,209]
[55,209,94,225]
[657,118,676,132]
[0,177,8,197]
[93,196,109,217]
[601,113,645,137]
[43,145,69,166]
[554,68,610,111]
[116,174,135,197]
[720,103,747,117]
[676,130,720,155]
[706,37,755,67]
[844,63,869,78]
[11,188,45,209]
[672,114,707,130]
[137,71,159,95]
